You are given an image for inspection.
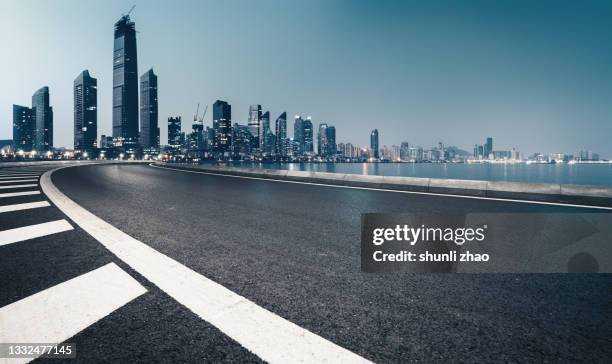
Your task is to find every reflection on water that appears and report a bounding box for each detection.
[217,162,612,186]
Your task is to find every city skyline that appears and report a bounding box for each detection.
[1,0,612,156]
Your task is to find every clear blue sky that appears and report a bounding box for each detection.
[1,0,611,156]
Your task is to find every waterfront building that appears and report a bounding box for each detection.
[12,105,35,152]
[213,100,232,155]
[74,70,97,155]
[370,129,379,159]
[259,111,270,154]
[248,104,261,149]
[32,87,53,152]
[140,69,159,150]
[232,123,252,157]
[275,112,287,157]
[168,116,182,151]
[112,13,139,148]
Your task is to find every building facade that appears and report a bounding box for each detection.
[370,129,379,159]
[275,112,287,157]
[213,100,232,155]
[74,70,97,155]
[168,116,182,151]
[12,105,35,152]
[140,68,159,150]
[112,14,139,148]
[32,87,53,152]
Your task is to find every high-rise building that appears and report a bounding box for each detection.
[12,105,34,152]
[32,87,53,152]
[213,100,232,155]
[326,125,336,157]
[112,13,139,147]
[248,104,261,148]
[485,137,493,158]
[293,115,313,156]
[140,68,159,150]
[275,112,287,157]
[370,129,379,159]
[74,70,97,155]
[317,123,328,156]
[168,116,182,150]
[303,117,313,155]
[231,123,251,157]
[259,111,270,154]
[400,142,410,161]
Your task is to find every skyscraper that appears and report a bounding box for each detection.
[275,112,287,157]
[32,87,53,152]
[168,116,182,150]
[259,111,270,154]
[74,70,97,155]
[303,117,313,155]
[326,125,336,157]
[248,104,261,148]
[12,105,34,152]
[317,123,328,156]
[140,69,159,150]
[213,100,232,155]
[370,129,379,159]
[113,13,139,148]
[485,137,493,158]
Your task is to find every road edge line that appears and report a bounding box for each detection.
[149,163,612,211]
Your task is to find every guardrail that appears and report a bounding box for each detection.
[152,163,612,207]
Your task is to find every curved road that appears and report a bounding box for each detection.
[48,163,611,363]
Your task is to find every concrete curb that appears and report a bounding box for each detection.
[153,162,612,207]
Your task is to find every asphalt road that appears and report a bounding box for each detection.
[43,163,610,363]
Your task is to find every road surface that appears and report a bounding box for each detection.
[1,163,610,363]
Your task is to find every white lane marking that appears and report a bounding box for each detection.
[0,263,147,364]
[41,168,371,364]
[0,191,40,198]
[0,175,40,180]
[150,164,612,211]
[0,220,73,247]
[0,201,50,213]
[0,179,38,184]
[0,184,38,190]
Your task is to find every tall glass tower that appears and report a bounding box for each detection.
[370,129,379,159]
[213,100,232,155]
[140,69,159,150]
[32,87,53,152]
[275,112,287,157]
[12,105,35,152]
[74,70,97,155]
[113,13,139,148]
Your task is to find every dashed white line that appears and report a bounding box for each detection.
[0,191,41,198]
[0,179,38,184]
[0,175,40,180]
[0,184,38,190]
[0,201,50,214]
[0,219,73,247]
[0,263,147,364]
[41,166,371,364]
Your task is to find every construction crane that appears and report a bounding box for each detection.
[125,5,136,17]
[199,104,208,124]
[194,103,200,123]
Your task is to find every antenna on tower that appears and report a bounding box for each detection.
[125,5,136,17]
